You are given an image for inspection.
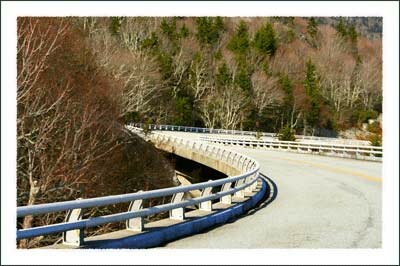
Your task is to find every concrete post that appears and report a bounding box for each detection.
[63,198,84,246]
[234,179,245,198]
[199,186,213,211]
[126,193,143,231]
[244,177,253,192]
[220,183,232,204]
[170,192,185,220]
[251,175,259,191]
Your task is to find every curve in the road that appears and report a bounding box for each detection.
[159,142,381,248]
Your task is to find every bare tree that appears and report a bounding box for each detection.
[17,18,68,102]
[199,84,248,129]
[17,19,69,245]
[86,19,163,118]
[217,85,248,129]
[17,18,125,248]
[199,85,218,128]
[357,38,382,110]
[251,70,283,115]
[114,51,162,116]
[357,57,381,109]
[313,27,358,121]
[120,17,158,52]
[188,55,211,102]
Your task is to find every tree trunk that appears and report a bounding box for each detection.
[19,152,39,248]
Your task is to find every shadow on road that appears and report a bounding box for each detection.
[242,173,278,217]
[157,173,279,247]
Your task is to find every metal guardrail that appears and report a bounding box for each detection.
[200,136,382,161]
[16,126,261,246]
[131,123,370,145]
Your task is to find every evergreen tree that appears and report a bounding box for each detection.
[347,24,359,56]
[110,17,123,36]
[180,24,189,38]
[348,25,358,44]
[195,17,225,46]
[304,60,319,97]
[227,20,250,54]
[214,17,225,32]
[216,63,231,86]
[279,74,294,107]
[303,60,321,130]
[307,17,318,38]
[282,17,295,25]
[160,18,177,40]
[279,75,294,126]
[278,125,296,141]
[335,18,347,38]
[157,52,173,80]
[195,17,212,45]
[253,23,277,56]
[141,32,159,50]
[235,67,251,92]
[174,96,193,125]
[286,29,296,43]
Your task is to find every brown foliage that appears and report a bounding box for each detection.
[17,17,174,248]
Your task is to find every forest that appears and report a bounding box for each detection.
[17,17,382,247]
[87,17,381,136]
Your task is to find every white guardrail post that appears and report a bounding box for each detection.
[220,183,233,204]
[199,184,213,211]
[234,178,246,198]
[169,192,186,220]
[63,198,83,246]
[126,191,144,231]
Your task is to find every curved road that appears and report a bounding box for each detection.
[158,132,382,248]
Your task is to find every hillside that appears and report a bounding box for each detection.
[16,18,175,248]
[81,17,381,136]
[317,17,382,39]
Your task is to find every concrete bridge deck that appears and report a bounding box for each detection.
[155,132,381,248]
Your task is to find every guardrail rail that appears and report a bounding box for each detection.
[200,136,382,161]
[129,123,381,161]
[131,123,370,145]
[17,126,261,248]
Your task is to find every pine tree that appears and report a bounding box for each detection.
[303,60,321,130]
[235,67,251,92]
[347,24,359,56]
[282,17,295,25]
[348,25,358,44]
[195,17,225,46]
[110,17,123,36]
[141,32,159,50]
[216,63,231,86]
[253,23,277,56]
[335,18,347,38]
[279,75,294,126]
[160,18,177,40]
[227,20,250,55]
[279,74,294,107]
[195,17,212,45]
[307,17,318,38]
[304,60,319,97]
[214,17,225,32]
[180,24,189,38]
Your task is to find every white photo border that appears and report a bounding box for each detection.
[1,1,398,265]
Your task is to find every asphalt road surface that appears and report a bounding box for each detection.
[159,140,382,248]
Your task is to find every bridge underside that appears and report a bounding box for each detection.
[153,138,241,176]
